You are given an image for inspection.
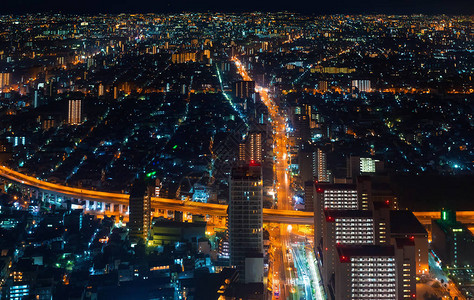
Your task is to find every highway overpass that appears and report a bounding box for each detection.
[0,165,313,224]
[2,165,474,226]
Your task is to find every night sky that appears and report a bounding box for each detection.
[1,0,473,14]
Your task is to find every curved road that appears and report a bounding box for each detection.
[0,165,313,224]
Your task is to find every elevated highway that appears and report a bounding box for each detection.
[2,166,474,226]
[0,165,313,224]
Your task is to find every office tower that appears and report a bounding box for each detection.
[334,245,397,300]
[314,148,329,182]
[129,180,151,242]
[0,72,11,92]
[351,79,371,92]
[390,210,429,274]
[67,99,82,125]
[233,80,255,99]
[248,132,262,163]
[229,164,263,283]
[314,183,358,248]
[431,209,474,268]
[322,210,374,292]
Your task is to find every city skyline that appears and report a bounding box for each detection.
[0,11,472,300]
[1,0,474,14]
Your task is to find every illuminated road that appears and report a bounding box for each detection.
[232,57,292,211]
[0,165,313,224]
[2,165,474,229]
[429,252,466,300]
[289,232,325,300]
[232,57,296,300]
[291,243,314,300]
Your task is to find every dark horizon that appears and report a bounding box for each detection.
[1,0,473,15]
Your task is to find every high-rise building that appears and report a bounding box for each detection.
[294,114,311,143]
[321,210,375,291]
[334,245,397,299]
[431,209,474,268]
[129,180,151,242]
[298,147,314,183]
[238,143,246,162]
[238,132,263,164]
[229,164,263,283]
[248,132,262,163]
[390,210,429,275]
[394,238,417,299]
[233,80,255,99]
[314,183,358,248]
[314,148,329,182]
[67,99,82,125]
[0,72,11,92]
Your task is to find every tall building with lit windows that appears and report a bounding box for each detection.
[248,131,262,163]
[313,148,329,182]
[238,143,246,162]
[314,183,358,247]
[0,72,11,92]
[129,180,151,242]
[229,164,263,283]
[391,210,429,275]
[321,210,375,292]
[394,238,417,299]
[335,245,397,300]
[67,99,82,125]
[347,156,383,181]
[239,132,263,163]
[4,282,30,300]
[351,79,371,92]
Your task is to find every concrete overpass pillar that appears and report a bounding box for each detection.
[109,203,114,213]
[119,204,123,214]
